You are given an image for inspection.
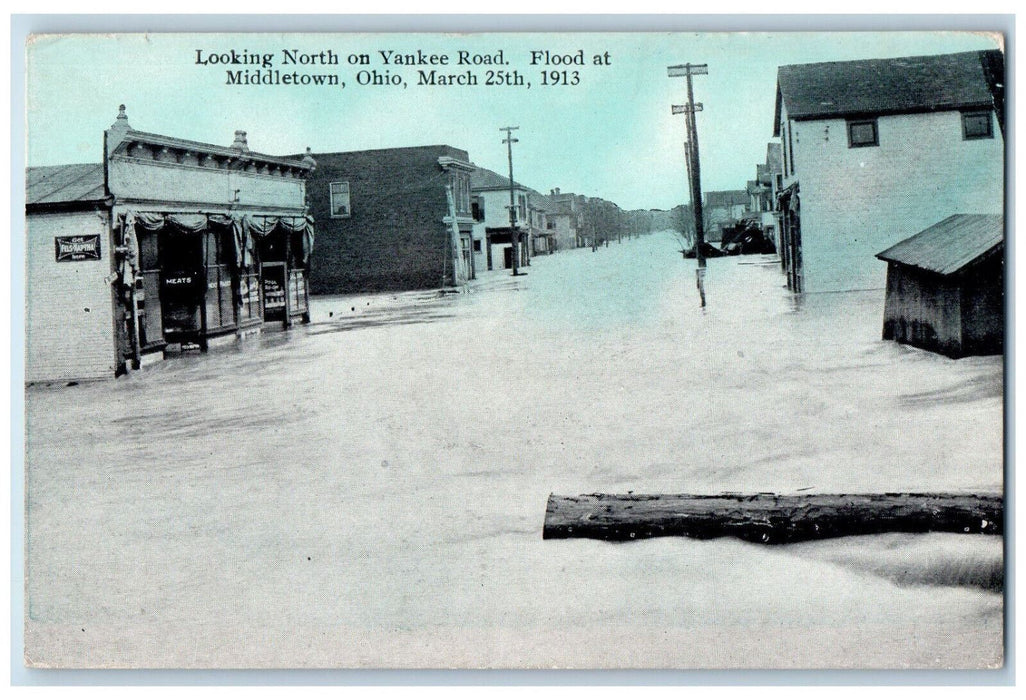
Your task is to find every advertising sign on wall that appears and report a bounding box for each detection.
[54,235,101,262]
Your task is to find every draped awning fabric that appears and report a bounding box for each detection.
[118,211,315,268]
[244,214,315,264]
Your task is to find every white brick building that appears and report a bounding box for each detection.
[773,50,1005,293]
[25,106,316,382]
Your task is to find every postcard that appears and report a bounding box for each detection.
[21,27,1005,670]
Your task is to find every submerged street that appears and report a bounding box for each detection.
[25,232,1004,668]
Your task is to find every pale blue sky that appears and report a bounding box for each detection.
[26,31,1001,210]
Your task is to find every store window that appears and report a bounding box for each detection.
[204,228,236,332]
[962,111,993,140]
[847,119,878,148]
[330,181,351,218]
[238,273,261,323]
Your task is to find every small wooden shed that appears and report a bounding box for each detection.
[876,214,1003,358]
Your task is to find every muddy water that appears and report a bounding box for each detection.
[24,232,1004,668]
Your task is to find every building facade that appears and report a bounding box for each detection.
[470,166,532,271]
[546,189,582,251]
[26,106,315,383]
[773,50,1005,293]
[304,145,476,294]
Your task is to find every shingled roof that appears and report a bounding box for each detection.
[774,50,1002,134]
[26,163,106,207]
[876,214,1003,276]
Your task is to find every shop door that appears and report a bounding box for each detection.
[159,230,205,339]
[136,230,165,351]
[503,246,513,269]
[261,262,288,323]
[160,270,205,337]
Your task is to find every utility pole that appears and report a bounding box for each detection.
[501,126,524,276]
[669,62,708,307]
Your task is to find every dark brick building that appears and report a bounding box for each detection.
[303,145,476,294]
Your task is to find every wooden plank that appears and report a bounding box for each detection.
[542,492,1002,544]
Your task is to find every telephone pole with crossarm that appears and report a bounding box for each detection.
[500,126,525,277]
[669,62,708,307]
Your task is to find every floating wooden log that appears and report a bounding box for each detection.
[542,492,1002,544]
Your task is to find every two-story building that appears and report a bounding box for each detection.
[26,106,316,383]
[470,166,531,271]
[527,192,557,255]
[773,49,1005,293]
[546,188,583,251]
[302,145,476,293]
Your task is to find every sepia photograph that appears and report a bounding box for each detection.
[17,21,1007,672]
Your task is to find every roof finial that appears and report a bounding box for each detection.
[109,103,132,132]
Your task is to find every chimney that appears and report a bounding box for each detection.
[301,146,317,170]
[552,187,560,195]
[230,130,250,152]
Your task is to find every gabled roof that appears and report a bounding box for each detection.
[528,191,556,212]
[875,214,1003,275]
[26,164,106,206]
[470,165,528,192]
[774,50,1002,134]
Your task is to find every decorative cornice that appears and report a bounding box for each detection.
[108,128,315,176]
[437,156,475,173]
[109,153,311,182]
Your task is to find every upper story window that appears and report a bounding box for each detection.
[329,181,351,218]
[962,111,993,140]
[847,119,878,148]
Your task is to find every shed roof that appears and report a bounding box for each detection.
[875,214,1004,275]
[774,50,1002,133]
[26,163,106,206]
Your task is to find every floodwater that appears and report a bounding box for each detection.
[24,232,1004,669]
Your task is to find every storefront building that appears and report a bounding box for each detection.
[25,106,316,382]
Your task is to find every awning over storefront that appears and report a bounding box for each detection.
[118,211,315,269]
